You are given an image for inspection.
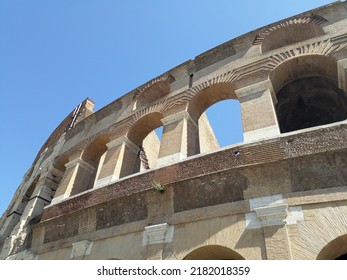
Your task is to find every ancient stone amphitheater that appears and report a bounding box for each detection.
[1,1,347,260]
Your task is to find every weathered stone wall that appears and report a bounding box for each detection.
[1,1,347,260]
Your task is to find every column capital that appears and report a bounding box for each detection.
[143,223,173,246]
[161,111,197,128]
[236,79,276,103]
[106,136,139,154]
[254,203,288,227]
[70,240,93,259]
[106,136,126,149]
[64,158,95,172]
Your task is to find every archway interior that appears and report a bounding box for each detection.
[317,234,347,260]
[127,112,164,172]
[188,83,243,155]
[183,245,245,260]
[276,76,347,133]
[78,135,110,194]
[201,100,243,152]
[261,23,324,53]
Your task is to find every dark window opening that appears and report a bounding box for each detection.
[276,76,347,133]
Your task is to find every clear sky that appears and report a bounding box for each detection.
[0,0,335,216]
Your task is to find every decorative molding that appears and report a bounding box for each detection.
[64,158,95,172]
[235,79,272,99]
[249,194,284,211]
[246,194,304,229]
[143,223,173,246]
[253,14,327,45]
[160,111,196,127]
[70,240,93,259]
[186,70,238,98]
[255,203,289,227]
[265,38,347,70]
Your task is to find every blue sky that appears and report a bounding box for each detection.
[0,0,335,216]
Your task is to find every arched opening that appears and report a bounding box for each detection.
[203,100,243,149]
[52,154,69,199]
[261,23,325,53]
[317,234,347,260]
[74,135,110,195]
[127,112,164,173]
[188,83,243,154]
[183,245,245,260]
[134,81,170,110]
[271,55,347,133]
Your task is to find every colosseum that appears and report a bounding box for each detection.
[1,1,347,260]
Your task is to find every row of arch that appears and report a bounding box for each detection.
[53,54,347,199]
[184,239,347,259]
[106,234,347,260]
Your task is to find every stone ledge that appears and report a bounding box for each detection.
[42,123,347,222]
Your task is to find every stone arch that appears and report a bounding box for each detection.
[317,234,347,260]
[183,245,245,260]
[82,135,110,165]
[187,82,242,154]
[54,154,69,173]
[254,15,326,53]
[135,81,170,109]
[132,75,174,110]
[127,112,164,146]
[261,23,324,53]
[270,55,347,133]
[70,135,110,194]
[188,82,238,120]
[126,112,164,171]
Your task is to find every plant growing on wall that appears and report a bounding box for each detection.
[152,181,165,193]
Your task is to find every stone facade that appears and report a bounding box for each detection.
[1,1,347,260]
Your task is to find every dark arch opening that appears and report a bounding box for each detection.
[276,76,347,133]
[336,253,347,260]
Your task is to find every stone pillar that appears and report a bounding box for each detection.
[337,58,347,93]
[70,240,93,259]
[156,111,198,167]
[236,80,280,142]
[254,203,292,260]
[52,156,95,204]
[1,177,58,257]
[142,223,173,260]
[24,178,55,218]
[94,136,140,188]
[245,194,305,259]
[0,212,21,239]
